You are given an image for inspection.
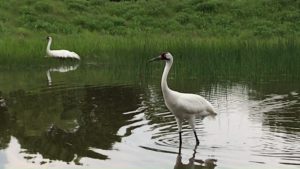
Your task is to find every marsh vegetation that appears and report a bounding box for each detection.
[0,0,299,169]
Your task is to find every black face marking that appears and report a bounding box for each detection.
[160,52,170,60]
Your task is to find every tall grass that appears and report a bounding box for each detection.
[0,34,299,91]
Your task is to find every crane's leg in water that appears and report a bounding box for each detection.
[193,130,200,145]
[189,116,200,145]
[176,118,183,153]
[179,131,182,154]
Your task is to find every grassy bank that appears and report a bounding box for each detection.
[0,33,299,65]
[0,0,299,38]
[0,0,299,66]
[0,34,299,86]
[0,35,299,92]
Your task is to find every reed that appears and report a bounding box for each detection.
[0,34,299,87]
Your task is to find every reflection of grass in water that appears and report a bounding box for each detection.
[0,64,143,92]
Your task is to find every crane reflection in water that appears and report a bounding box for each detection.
[174,145,217,169]
[46,63,80,86]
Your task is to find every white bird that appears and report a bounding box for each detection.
[149,52,216,146]
[46,36,80,60]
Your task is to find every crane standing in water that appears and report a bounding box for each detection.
[149,52,216,146]
[45,36,80,60]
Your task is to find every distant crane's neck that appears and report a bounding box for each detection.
[47,39,52,52]
[161,60,173,96]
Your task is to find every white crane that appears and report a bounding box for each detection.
[149,52,216,146]
[45,36,80,60]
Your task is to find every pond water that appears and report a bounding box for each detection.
[0,55,299,169]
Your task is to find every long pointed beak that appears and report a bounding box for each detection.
[148,56,161,63]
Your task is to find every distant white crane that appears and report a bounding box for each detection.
[46,36,80,60]
[149,52,216,146]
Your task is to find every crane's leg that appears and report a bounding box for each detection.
[193,130,200,145]
[189,117,200,145]
[176,118,183,154]
[179,131,182,154]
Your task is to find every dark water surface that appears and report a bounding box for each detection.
[0,59,299,169]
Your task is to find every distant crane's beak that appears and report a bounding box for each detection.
[148,56,161,63]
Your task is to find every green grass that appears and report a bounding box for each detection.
[0,0,299,38]
[0,35,299,93]
[0,0,299,69]
[0,33,299,67]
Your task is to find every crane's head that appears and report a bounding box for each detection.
[149,52,173,62]
[46,36,52,40]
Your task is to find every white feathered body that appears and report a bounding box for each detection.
[46,36,80,60]
[163,90,216,120]
[47,49,80,60]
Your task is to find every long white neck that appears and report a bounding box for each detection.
[46,38,52,53]
[161,60,173,97]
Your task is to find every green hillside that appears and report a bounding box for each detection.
[0,0,299,38]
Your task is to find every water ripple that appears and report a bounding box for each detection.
[141,84,300,168]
